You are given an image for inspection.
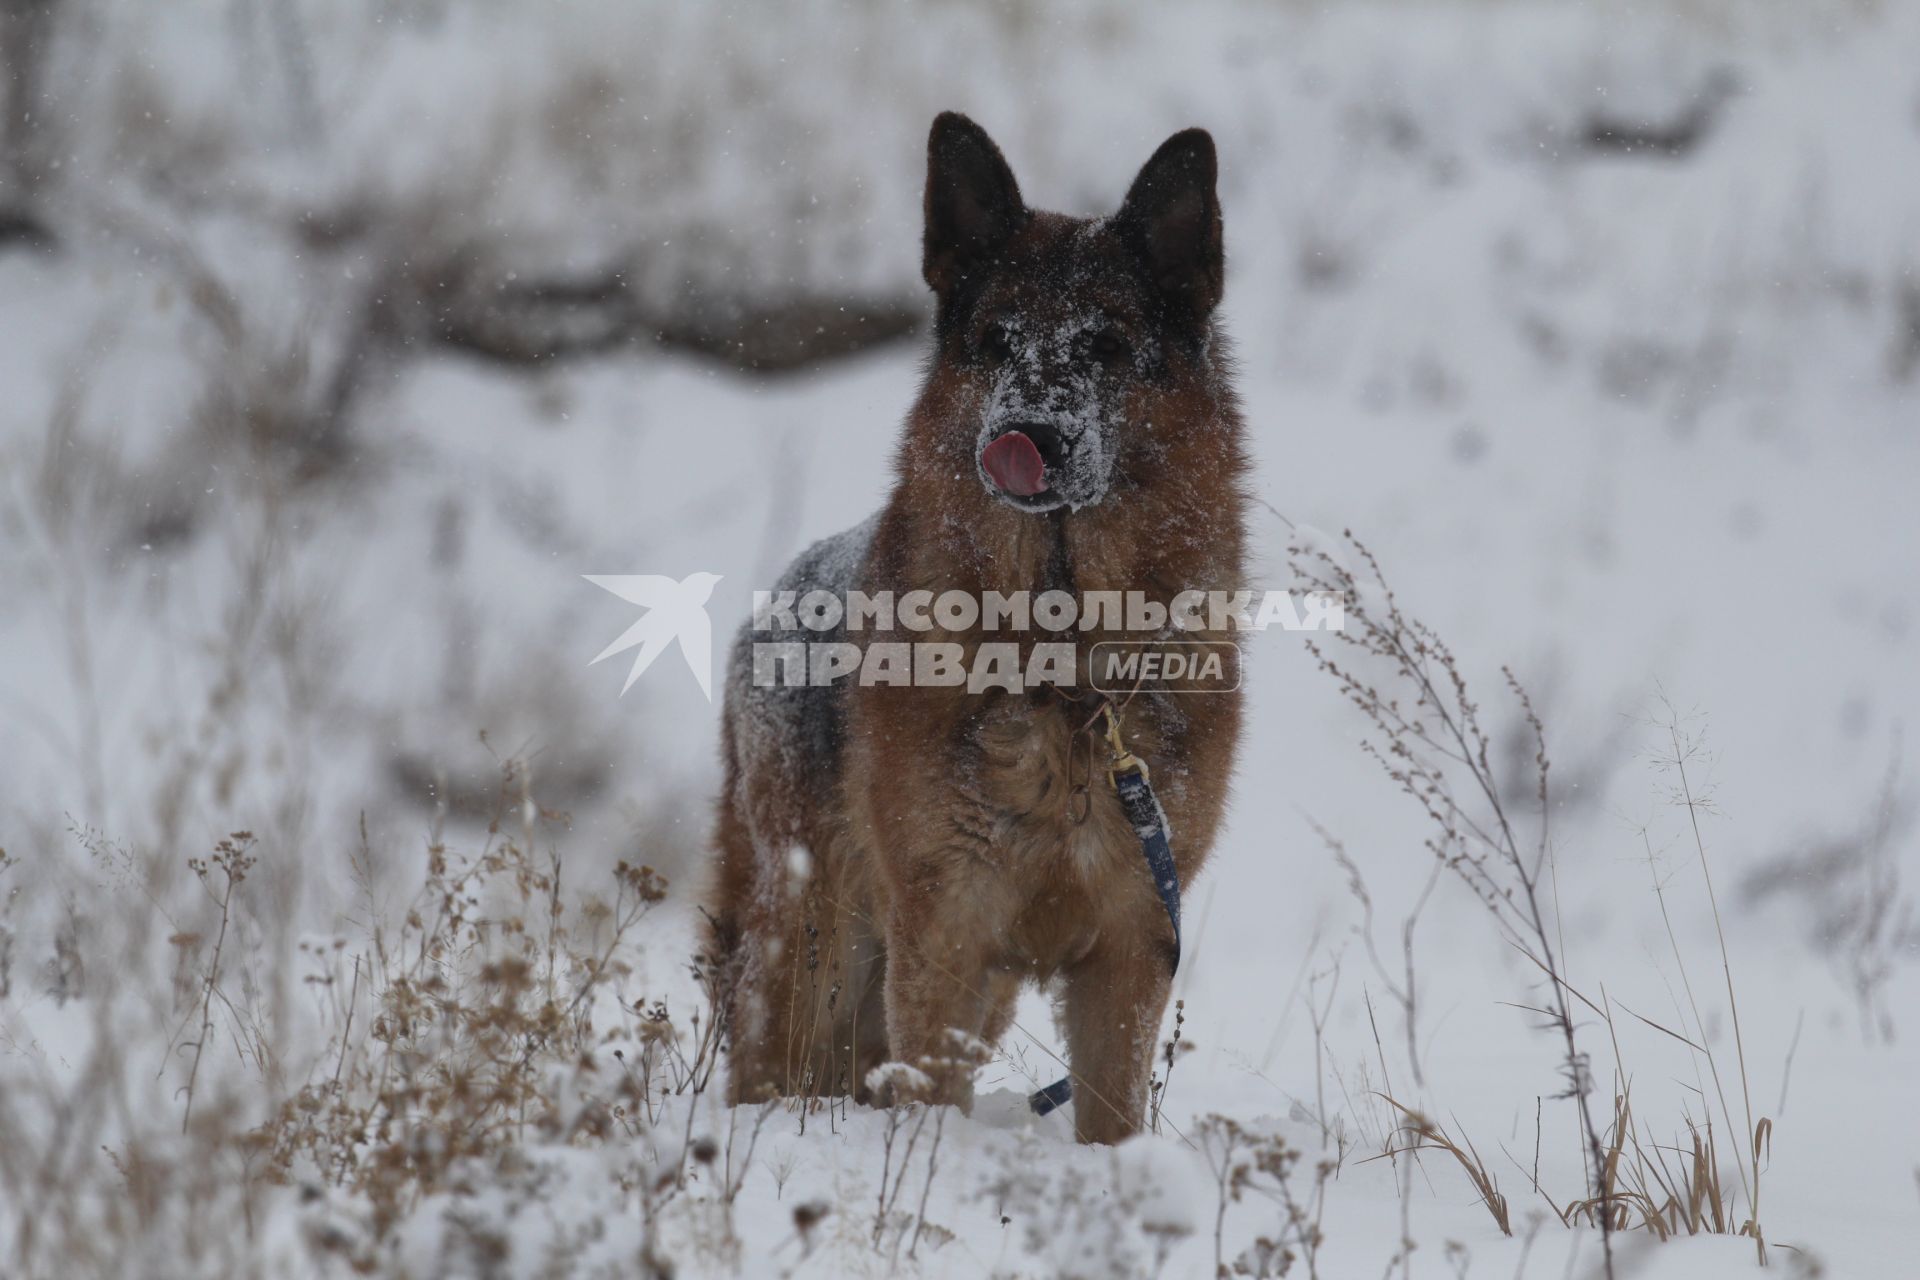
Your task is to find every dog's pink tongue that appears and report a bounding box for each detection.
[981,431,1049,497]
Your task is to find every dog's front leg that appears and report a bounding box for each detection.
[877,899,1002,1111]
[1059,929,1174,1144]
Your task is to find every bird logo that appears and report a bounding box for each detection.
[583,572,723,699]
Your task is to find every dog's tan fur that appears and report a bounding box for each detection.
[708,114,1246,1144]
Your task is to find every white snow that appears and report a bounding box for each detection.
[3,0,1918,1276]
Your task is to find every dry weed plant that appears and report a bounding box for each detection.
[1295,954,1348,1157]
[258,766,670,1236]
[979,1131,1200,1280]
[1609,706,1773,1260]
[868,1097,955,1264]
[1194,1114,1332,1280]
[179,833,259,1135]
[1371,1095,1510,1238]
[0,755,765,1277]
[7,749,1015,1279]
[1291,529,1615,1269]
[1149,997,1192,1136]
[1292,530,1778,1270]
[851,1029,997,1265]
[1321,822,1440,1089]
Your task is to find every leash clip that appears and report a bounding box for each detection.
[1100,703,1148,783]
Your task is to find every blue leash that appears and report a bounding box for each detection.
[1030,705,1181,1118]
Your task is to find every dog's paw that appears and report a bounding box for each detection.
[864,1060,937,1108]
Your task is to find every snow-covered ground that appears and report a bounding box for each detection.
[2,1,1917,1276]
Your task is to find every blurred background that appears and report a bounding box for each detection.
[2,0,1916,1104]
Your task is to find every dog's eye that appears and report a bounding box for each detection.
[1089,328,1133,368]
[980,322,1014,363]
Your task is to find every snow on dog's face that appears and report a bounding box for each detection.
[921,114,1225,514]
[967,263,1150,513]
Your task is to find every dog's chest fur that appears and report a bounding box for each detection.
[861,683,1166,975]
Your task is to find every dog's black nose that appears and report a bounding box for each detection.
[998,421,1070,469]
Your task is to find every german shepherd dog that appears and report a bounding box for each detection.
[708,113,1246,1144]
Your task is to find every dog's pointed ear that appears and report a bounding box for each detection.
[1115,128,1224,320]
[924,112,1026,295]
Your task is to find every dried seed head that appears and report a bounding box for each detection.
[792,1200,829,1233]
